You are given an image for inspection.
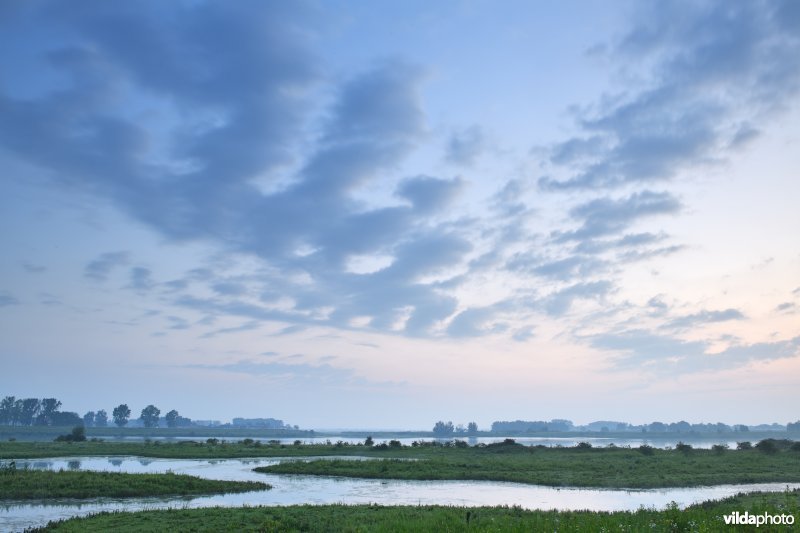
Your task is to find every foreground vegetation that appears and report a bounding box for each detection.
[257,440,800,488]
[34,489,800,532]
[0,464,269,500]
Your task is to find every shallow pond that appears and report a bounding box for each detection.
[2,456,798,532]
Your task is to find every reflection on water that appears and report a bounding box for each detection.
[2,456,798,532]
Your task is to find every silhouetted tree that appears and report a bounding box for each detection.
[112,404,131,427]
[37,398,62,426]
[432,420,455,436]
[165,409,180,428]
[83,411,95,427]
[140,405,161,428]
[0,396,15,425]
[95,410,108,427]
[467,422,478,435]
[20,398,41,426]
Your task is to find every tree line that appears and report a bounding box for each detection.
[0,396,191,428]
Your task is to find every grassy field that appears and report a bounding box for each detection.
[3,439,800,489]
[33,489,800,532]
[0,464,269,500]
[256,440,800,488]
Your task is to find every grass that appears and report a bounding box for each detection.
[0,463,269,500]
[3,439,799,489]
[32,489,800,532]
[256,440,800,488]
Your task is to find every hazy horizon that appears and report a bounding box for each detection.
[1,1,798,429]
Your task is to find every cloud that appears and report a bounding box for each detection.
[22,263,47,273]
[127,267,155,292]
[539,1,800,190]
[664,308,745,330]
[186,360,401,389]
[589,329,800,374]
[544,280,613,316]
[554,191,681,242]
[445,125,485,166]
[0,291,20,307]
[396,176,464,215]
[775,302,796,314]
[84,252,129,281]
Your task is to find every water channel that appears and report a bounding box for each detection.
[2,456,798,532]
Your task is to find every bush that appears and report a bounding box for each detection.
[675,442,692,453]
[364,436,374,447]
[206,438,219,445]
[576,442,592,449]
[711,443,728,454]
[388,440,402,448]
[638,444,655,455]
[454,440,468,448]
[54,425,86,442]
[736,441,752,450]
[755,439,778,454]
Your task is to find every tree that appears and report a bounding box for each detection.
[467,422,478,435]
[83,411,96,427]
[20,398,41,426]
[112,404,131,427]
[165,409,180,428]
[37,398,62,426]
[432,420,455,436]
[51,411,82,426]
[140,404,161,428]
[0,396,15,425]
[95,410,108,427]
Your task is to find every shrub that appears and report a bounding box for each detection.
[388,440,402,448]
[638,444,655,455]
[364,436,374,447]
[711,443,729,454]
[293,440,302,446]
[675,442,692,453]
[736,441,752,450]
[206,438,219,445]
[54,425,86,443]
[755,439,778,454]
[454,440,468,448]
[576,442,592,449]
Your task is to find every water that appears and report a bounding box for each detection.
[2,456,798,532]
[107,435,752,449]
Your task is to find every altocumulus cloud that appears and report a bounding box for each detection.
[1,0,798,378]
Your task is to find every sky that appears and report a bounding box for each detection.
[0,0,798,430]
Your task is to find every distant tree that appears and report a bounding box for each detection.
[51,411,82,426]
[112,404,131,427]
[467,422,478,435]
[455,424,465,434]
[432,421,455,436]
[83,411,96,427]
[165,409,180,428]
[20,398,41,426]
[140,405,161,428]
[0,396,15,425]
[787,421,800,432]
[364,436,374,446]
[95,410,108,427]
[37,398,62,426]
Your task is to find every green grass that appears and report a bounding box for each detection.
[32,489,800,532]
[256,441,800,488]
[3,439,799,489]
[0,465,269,500]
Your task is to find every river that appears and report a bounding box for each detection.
[2,456,798,531]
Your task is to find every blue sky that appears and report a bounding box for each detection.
[1,0,798,429]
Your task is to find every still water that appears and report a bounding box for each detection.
[2,456,798,532]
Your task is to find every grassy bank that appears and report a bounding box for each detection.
[34,489,800,532]
[0,464,269,500]
[256,440,800,488]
